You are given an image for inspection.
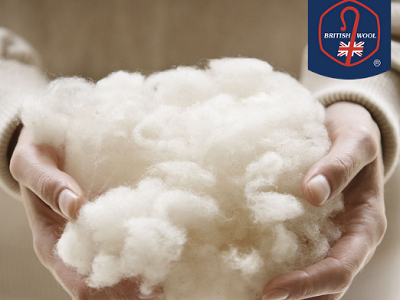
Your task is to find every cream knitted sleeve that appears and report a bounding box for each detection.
[300,2,400,181]
[0,28,46,200]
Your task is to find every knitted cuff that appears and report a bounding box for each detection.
[0,60,46,200]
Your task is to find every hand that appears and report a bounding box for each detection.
[10,128,160,299]
[261,102,387,300]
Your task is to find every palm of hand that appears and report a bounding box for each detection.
[12,130,144,300]
[262,101,386,300]
[22,186,146,300]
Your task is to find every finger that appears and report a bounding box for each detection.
[302,115,379,206]
[11,135,83,219]
[22,186,149,300]
[261,233,370,300]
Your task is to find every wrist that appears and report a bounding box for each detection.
[326,101,381,144]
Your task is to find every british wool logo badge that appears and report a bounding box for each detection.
[308,0,391,79]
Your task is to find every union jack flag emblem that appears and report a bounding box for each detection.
[337,41,365,57]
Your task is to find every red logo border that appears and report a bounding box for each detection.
[318,0,380,67]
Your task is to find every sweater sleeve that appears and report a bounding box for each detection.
[300,2,400,181]
[0,28,46,200]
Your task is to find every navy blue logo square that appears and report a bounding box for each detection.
[308,0,391,79]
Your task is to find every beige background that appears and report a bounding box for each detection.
[0,0,399,299]
[0,0,308,80]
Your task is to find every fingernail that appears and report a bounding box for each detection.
[262,289,289,300]
[308,174,331,205]
[137,288,163,299]
[59,189,78,219]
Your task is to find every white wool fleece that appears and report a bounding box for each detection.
[22,58,343,300]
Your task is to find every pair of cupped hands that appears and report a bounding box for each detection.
[10,101,386,300]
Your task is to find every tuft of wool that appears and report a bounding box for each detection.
[22,58,343,300]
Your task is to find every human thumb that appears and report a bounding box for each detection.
[10,130,83,219]
[302,125,379,206]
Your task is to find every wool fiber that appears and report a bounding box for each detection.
[22,58,343,300]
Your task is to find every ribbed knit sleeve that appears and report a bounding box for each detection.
[300,3,400,181]
[0,28,46,200]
